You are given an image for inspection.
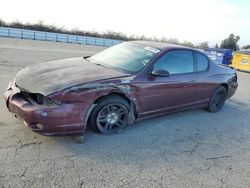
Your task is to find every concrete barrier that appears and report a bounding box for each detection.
[0,27,122,47]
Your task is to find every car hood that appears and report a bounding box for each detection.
[15,57,129,96]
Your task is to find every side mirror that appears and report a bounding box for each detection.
[151,69,170,77]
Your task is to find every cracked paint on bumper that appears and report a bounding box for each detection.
[4,89,87,136]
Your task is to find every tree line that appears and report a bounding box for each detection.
[1,19,248,50]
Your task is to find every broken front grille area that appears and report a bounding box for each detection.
[14,92,58,106]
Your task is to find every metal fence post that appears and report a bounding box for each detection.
[21,30,23,39]
[56,34,58,42]
[66,35,68,43]
[8,28,10,37]
[34,32,35,40]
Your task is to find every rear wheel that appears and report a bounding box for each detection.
[206,86,227,113]
[89,96,129,134]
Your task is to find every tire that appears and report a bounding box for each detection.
[206,86,227,113]
[89,96,130,134]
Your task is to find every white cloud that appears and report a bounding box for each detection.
[1,0,249,46]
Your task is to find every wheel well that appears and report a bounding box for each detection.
[85,92,136,126]
[221,83,228,93]
[94,92,131,105]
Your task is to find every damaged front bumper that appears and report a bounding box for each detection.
[3,83,87,136]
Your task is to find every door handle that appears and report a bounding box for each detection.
[187,81,197,86]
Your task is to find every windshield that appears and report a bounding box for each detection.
[89,42,160,74]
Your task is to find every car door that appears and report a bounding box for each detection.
[133,49,198,118]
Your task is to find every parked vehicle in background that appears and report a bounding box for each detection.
[4,41,238,137]
[203,48,233,65]
[231,51,250,72]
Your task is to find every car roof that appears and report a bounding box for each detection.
[130,40,188,50]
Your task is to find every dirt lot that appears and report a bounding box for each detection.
[0,38,250,188]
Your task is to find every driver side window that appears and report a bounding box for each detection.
[154,50,195,74]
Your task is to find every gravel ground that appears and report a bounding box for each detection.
[0,38,250,188]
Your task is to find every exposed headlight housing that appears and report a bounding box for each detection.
[17,92,61,106]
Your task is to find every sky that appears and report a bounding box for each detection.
[1,0,250,46]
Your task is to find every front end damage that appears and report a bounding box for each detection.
[4,82,88,136]
[3,80,136,136]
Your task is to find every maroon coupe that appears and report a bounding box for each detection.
[4,41,238,137]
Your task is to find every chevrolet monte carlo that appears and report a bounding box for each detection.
[4,41,238,137]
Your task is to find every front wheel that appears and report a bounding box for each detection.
[89,96,130,134]
[206,86,227,113]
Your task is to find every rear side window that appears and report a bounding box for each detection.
[196,53,209,72]
[154,50,194,74]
